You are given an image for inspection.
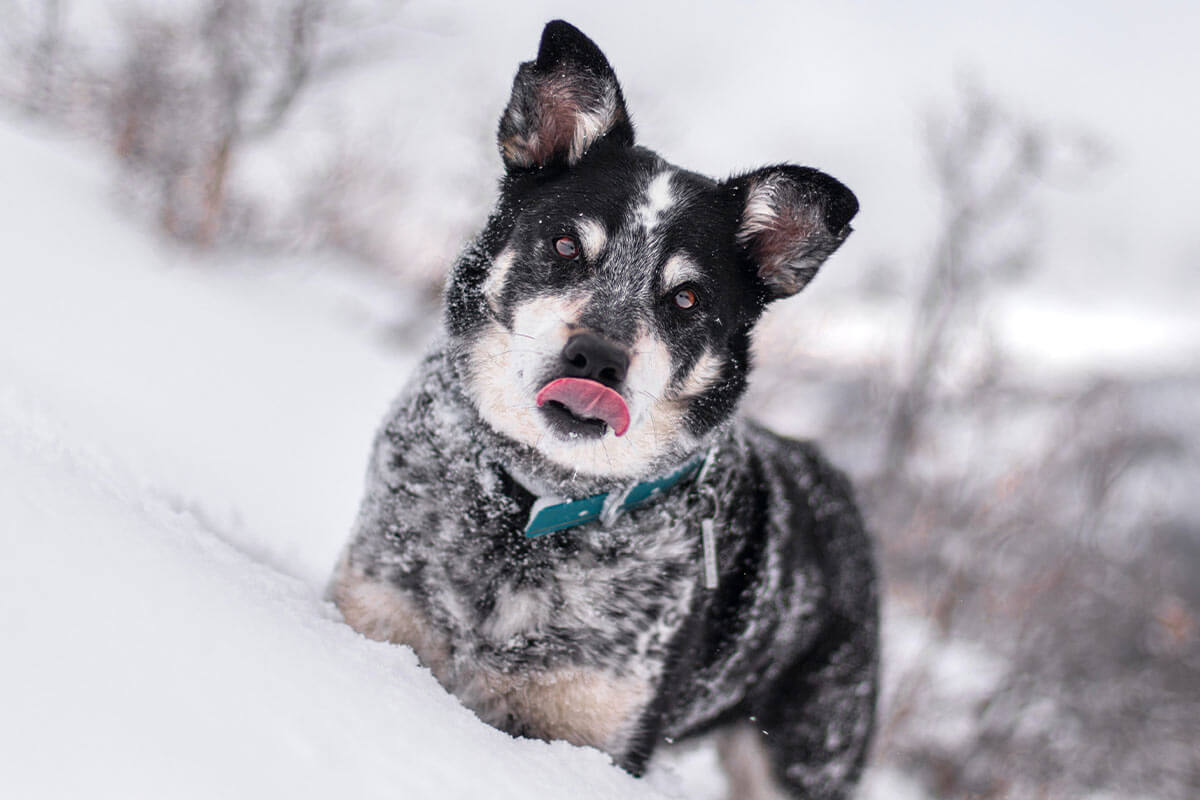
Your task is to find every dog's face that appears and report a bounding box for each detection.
[448,22,857,479]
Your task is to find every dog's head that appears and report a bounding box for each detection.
[448,21,857,479]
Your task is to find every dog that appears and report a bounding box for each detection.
[329,20,878,800]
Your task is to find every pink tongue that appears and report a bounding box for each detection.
[536,378,631,437]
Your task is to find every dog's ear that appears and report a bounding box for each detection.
[725,165,858,299]
[498,20,634,171]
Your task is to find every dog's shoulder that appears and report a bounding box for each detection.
[348,344,511,552]
[740,419,876,611]
[741,420,860,517]
[368,344,482,477]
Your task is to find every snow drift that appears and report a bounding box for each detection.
[0,122,676,800]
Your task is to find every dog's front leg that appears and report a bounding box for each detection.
[326,552,454,682]
[747,554,880,800]
[470,666,656,766]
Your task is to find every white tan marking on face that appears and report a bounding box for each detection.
[576,217,607,261]
[661,252,702,292]
[467,293,589,448]
[668,349,725,402]
[467,304,699,478]
[481,247,517,310]
[542,324,687,476]
[624,324,674,430]
[636,170,677,231]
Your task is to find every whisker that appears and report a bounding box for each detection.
[482,347,543,360]
[600,439,615,470]
[641,407,662,449]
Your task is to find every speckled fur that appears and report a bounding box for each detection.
[330,21,877,800]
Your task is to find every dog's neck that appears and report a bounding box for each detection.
[478,413,717,501]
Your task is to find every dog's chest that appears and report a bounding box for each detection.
[429,504,703,753]
[448,499,703,673]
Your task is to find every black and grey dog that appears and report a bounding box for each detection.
[330,20,878,800]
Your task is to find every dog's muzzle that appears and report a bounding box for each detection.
[536,332,631,437]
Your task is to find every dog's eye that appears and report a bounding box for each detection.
[673,287,699,310]
[553,236,580,260]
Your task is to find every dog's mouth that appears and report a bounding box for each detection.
[536,378,630,439]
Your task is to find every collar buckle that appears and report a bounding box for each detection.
[523,451,710,538]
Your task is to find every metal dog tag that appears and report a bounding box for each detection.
[701,518,719,590]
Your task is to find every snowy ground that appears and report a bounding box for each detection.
[0,122,692,800]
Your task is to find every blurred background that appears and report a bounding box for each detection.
[3,1,1197,798]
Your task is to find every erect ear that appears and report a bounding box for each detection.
[497,20,634,171]
[726,165,858,298]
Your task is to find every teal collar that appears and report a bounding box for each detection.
[523,453,708,538]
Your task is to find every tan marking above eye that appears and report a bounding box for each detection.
[661,253,702,294]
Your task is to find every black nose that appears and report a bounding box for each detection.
[561,332,629,388]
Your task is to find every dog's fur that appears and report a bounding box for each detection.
[330,21,878,800]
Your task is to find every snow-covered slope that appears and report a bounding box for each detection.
[0,122,675,800]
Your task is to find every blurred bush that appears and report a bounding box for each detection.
[0,0,451,290]
[787,84,1199,800]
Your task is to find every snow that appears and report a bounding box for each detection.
[0,123,674,800]
[0,122,413,586]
